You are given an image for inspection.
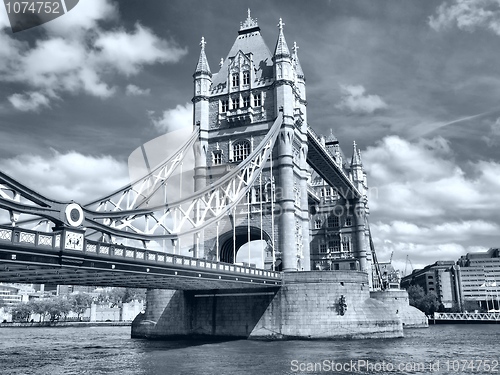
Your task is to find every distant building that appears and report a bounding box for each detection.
[57,285,96,296]
[401,249,500,311]
[400,261,457,309]
[0,284,30,305]
[454,248,500,310]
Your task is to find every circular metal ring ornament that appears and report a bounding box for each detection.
[65,203,84,227]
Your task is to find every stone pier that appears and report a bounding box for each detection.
[132,271,419,340]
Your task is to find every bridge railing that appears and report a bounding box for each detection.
[83,239,280,279]
[0,225,62,250]
[0,225,281,280]
[432,312,500,321]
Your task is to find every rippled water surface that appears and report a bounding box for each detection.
[1,324,499,374]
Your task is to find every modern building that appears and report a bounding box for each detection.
[0,284,30,305]
[401,261,456,309]
[401,249,500,311]
[454,248,500,310]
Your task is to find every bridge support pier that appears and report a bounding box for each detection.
[132,271,408,340]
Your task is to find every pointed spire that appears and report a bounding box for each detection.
[195,36,211,75]
[351,141,362,166]
[274,18,291,58]
[292,41,304,79]
[240,8,259,33]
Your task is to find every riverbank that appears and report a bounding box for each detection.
[0,321,131,328]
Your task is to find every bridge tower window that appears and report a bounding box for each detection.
[242,95,250,108]
[243,71,250,85]
[253,92,262,107]
[342,237,351,253]
[231,97,239,110]
[232,140,251,162]
[319,243,327,254]
[221,99,229,112]
[232,73,240,87]
[328,215,339,228]
[212,150,223,165]
[345,216,352,226]
[314,219,321,229]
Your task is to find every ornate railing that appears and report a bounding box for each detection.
[0,224,281,281]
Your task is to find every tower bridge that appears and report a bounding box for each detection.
[0,10,427,339]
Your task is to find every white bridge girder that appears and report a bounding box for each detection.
[0,115,283,244]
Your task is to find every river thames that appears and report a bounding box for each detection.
[1,324,499,374]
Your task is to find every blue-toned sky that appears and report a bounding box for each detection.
[1,0,500,272]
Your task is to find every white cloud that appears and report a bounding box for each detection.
[0,151,129,204]
[482,117,500,146]
[44,0,118,35]
[363,134,500,270]
[0,0,187,111]
[373,220,499,245]
[95,23,187,76]
[429,0,500,36]
[149,102,192,132]
[335,84,387,114]
[8,91,51,111]
[126,84,151,96]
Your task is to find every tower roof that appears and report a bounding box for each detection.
[274,18,291,58]
[351,141,362,167]
[211,11,274,91]
[194,36,211,76]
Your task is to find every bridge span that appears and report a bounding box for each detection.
[0,225,281,290]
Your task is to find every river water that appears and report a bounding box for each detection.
[0,324,499,374]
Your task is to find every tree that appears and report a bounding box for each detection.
[122,288,146,303]
[46,298,71,322]
[97,288,146,307]
[407,285,440,315]
[31,299,49,322]
[462,300,480,313]
[11,302,33,322]
[69,293,93,319]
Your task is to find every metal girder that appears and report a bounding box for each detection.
[85,128,200,212]
[82,114,283,240]
[306,127,361,199]
[0,115,283,243]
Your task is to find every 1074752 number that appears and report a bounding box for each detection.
[5,1,60,14]
[444,360,499,372]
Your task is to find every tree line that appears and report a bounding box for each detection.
[407,285,480,314]
[3,287,146,323]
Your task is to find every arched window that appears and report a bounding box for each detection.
[232,73,239,87]
[243,71,250,85]
[232,140,250,162]
[253,92,262,107]
[231,97,239,110]
[220,100,229,113]
[242,96,250,108]
[212,150,223,165]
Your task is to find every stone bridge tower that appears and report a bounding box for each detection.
[192,11,310,272]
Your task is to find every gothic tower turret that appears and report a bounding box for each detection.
[192,36,211,191]
[273,19,300,272]
[192,37,212,258]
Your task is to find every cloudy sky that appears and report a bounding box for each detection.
[1,0,500,273]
